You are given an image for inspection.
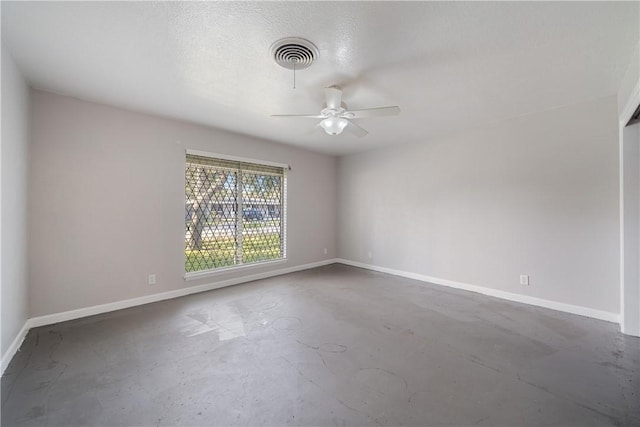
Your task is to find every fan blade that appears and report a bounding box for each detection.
[345,120,368,138]
[346,106,400,118]
[325,86,343,110]
[271,114,325,119]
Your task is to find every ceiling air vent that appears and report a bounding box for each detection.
[270,37,318,70]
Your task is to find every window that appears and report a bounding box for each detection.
[185,151,287,274]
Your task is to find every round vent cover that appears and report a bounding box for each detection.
[270,37,319,70]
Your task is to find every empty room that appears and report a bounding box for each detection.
[1,1,639,426]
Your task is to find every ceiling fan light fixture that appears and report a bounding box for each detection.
[271,86,399,138]
[320,117,348,135]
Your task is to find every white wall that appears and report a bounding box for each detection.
[338,96,620,315]
[617,42,639,122]
[623,122,640,335]
[618,42,640,336]
[29,90,337,317]
[1,46,30,359]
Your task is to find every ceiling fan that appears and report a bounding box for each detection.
[271,86,400,137]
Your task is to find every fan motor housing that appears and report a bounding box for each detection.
[270,37,318,70]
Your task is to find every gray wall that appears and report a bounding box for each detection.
[29,90,337,317]
[338,96,620,314]
[1,46,30,358]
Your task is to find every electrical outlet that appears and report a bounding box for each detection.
[148,274,157,285]
[368,251,373,260]
[520,275,529,286]
[323,247,328,255]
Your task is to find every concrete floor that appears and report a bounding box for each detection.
[2,264,639,426]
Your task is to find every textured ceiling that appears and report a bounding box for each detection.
[2,1,639,155]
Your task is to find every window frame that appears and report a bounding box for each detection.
[184,149,288,280]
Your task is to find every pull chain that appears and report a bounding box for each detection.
[293,62,296,89]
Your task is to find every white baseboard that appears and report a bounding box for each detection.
[1,321,30,375]
[1,258,337,375]
[3,257,620,375]
[29,258,338,328]
[620,319,640,337]
[336,258,620,324]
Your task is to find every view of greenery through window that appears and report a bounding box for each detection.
[185,155,285,273]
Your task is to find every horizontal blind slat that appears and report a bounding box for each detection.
[186,154,284,176]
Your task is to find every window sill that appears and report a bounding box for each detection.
[184,259,287,281]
